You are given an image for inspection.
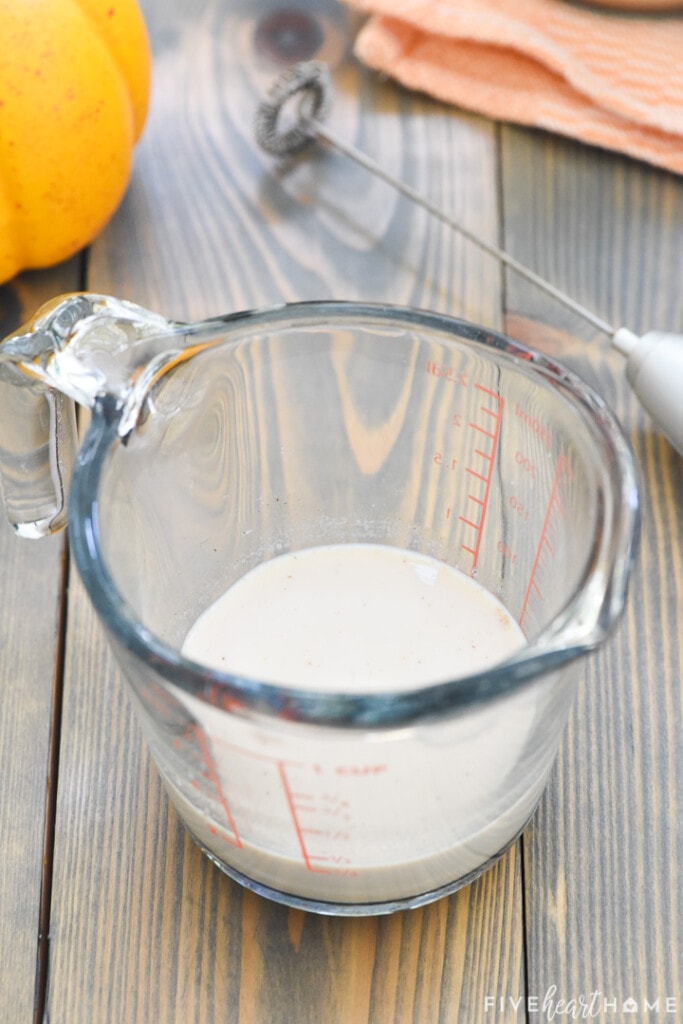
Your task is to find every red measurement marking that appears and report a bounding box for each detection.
[301,829,352,841]
[514,403,553,451]
[277,765,362,875]
[211,734,386,782]
[426,361,468,387]
[195,738,385,874]
[520,455,570,629]
[335,764,387,776]
[278,764,353,875]
[459,385,504,571]
[194,726,242,848]
[211,733,306,769]
[460,516,480,531]
[278,761,314,870]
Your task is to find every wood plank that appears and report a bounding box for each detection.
[500,126,683,1014]
[0,264,80,1023]
[45,2,527,1021]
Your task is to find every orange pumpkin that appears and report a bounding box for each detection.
[0,0,151,284]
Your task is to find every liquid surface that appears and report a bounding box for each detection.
[173,544,539,905]
[182,543,525,689]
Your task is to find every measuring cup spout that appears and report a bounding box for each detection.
[0,293,179,537]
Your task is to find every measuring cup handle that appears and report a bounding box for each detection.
[0,293,178,537]
[0,379,77,537]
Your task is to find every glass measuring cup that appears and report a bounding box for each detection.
[0,295,638,914]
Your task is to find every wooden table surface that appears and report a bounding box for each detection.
[1,2,681,1022]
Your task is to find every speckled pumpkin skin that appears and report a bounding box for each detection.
[0,0,151,283]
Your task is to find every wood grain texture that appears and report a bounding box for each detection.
[500,127,683,1018]
[4,2,678,1022]
[0,265,79,1023]
[44,1,526,1022]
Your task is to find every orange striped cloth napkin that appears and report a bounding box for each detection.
[344,0,683,174]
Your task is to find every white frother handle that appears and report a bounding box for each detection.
[612,329,683,455]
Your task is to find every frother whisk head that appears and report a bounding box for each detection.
[254,60,333,157]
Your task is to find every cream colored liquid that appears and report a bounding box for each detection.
[167,544,543,906]
[182,544,525,690]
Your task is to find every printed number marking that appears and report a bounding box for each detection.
[508,495,530,522]
[426,361,468,387]
[497,539,517,564]
[434,452,458,470]
[515,450,537,480]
